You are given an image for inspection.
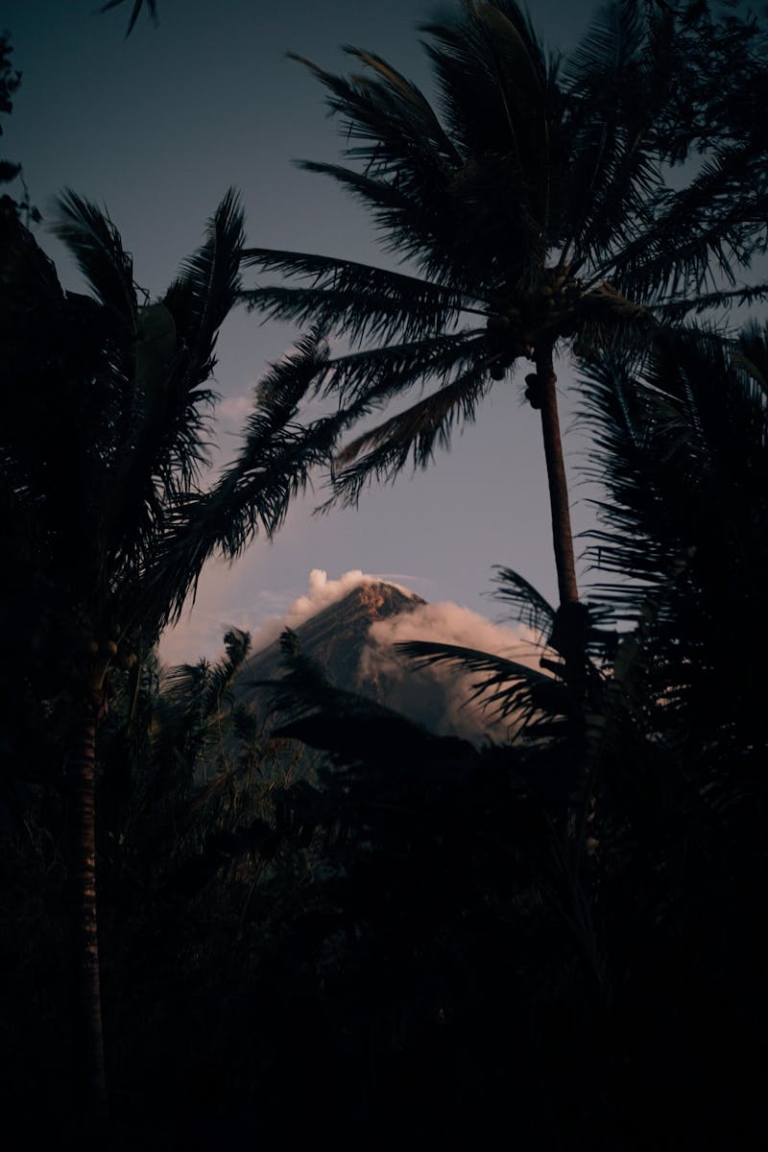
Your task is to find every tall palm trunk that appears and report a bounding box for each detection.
[536,342,579,608]
[68,676,109,1128]
[535,345,605,1007]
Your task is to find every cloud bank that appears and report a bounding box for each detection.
[359,600,541,742]
[248,568,416,654]
[159,566,399,667]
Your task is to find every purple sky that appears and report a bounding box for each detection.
[5,0,601,662]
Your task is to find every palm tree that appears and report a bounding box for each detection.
[569,329,768,1140]
[389,320,768,1133]
[399,319,768,849]
[97,625,310,914]
[241,0,768,610]
[576,324,768,771]
[0,193,340,1129]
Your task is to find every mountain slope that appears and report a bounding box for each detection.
[231,578,517,744]
[241,580,424,694]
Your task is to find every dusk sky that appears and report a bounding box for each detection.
[5,0,601,663]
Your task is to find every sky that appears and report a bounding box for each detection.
[4,0,605,663]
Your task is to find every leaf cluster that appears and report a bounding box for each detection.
[241,1,768,505]
[0,196,342,716]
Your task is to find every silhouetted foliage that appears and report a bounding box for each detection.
[4,3,768,1147]
[389,325,768,1147]
[0,194,341,1131]
[242,0,768,608]
[0,35,39,222]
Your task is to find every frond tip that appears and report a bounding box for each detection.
[51,191,136,322]
[99,0,159,38]
[396,638,559,727]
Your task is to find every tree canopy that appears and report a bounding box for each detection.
[0,189,342,1124]
[240,0,768,606]
[3,2,768,1145]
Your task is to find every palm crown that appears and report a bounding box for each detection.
[2,190,342,678]
[0,187,345,1121]
[241,0,768,606]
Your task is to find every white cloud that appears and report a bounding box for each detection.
[216,393,254,423]
[157,555,282,667]
[160,566,414,667]
[359,601,542,741]
[248,567,415,653]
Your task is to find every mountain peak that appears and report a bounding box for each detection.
[241,580,424,692]
[235,579,509,744]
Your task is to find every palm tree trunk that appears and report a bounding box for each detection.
[68,680,109,1128]
[535,346,603,1006]
[536,343,579,607]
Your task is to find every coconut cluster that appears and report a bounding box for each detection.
[483,272,580,382]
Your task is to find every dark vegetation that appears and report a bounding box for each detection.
[2,3,768,1147]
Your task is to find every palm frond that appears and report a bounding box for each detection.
[287,15,562,289]
[164,626,250,722]
[577,356,688,615]
[579,329,768,625]
[340,45,463,167]
[565,1,694,274]
[140,330,342,628]
[576,324,768,771]
[240,248,474,344]
[604,142,768,300]
[99,0,158,38]
[288,48,460,176]
[138,187,244,494]
[164,187,244,384]
[255,628,473,766]
[284,50,479,285]
[396,638,561,728]
[252,324,330,410]
[297,159,496,286]
[51,190,136,328]
[421,0,549,163]
[322,330,485,406]
[328,362,492,507]
[491,565,556,639]
[98,193,245,580]
[652,281,768,321]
